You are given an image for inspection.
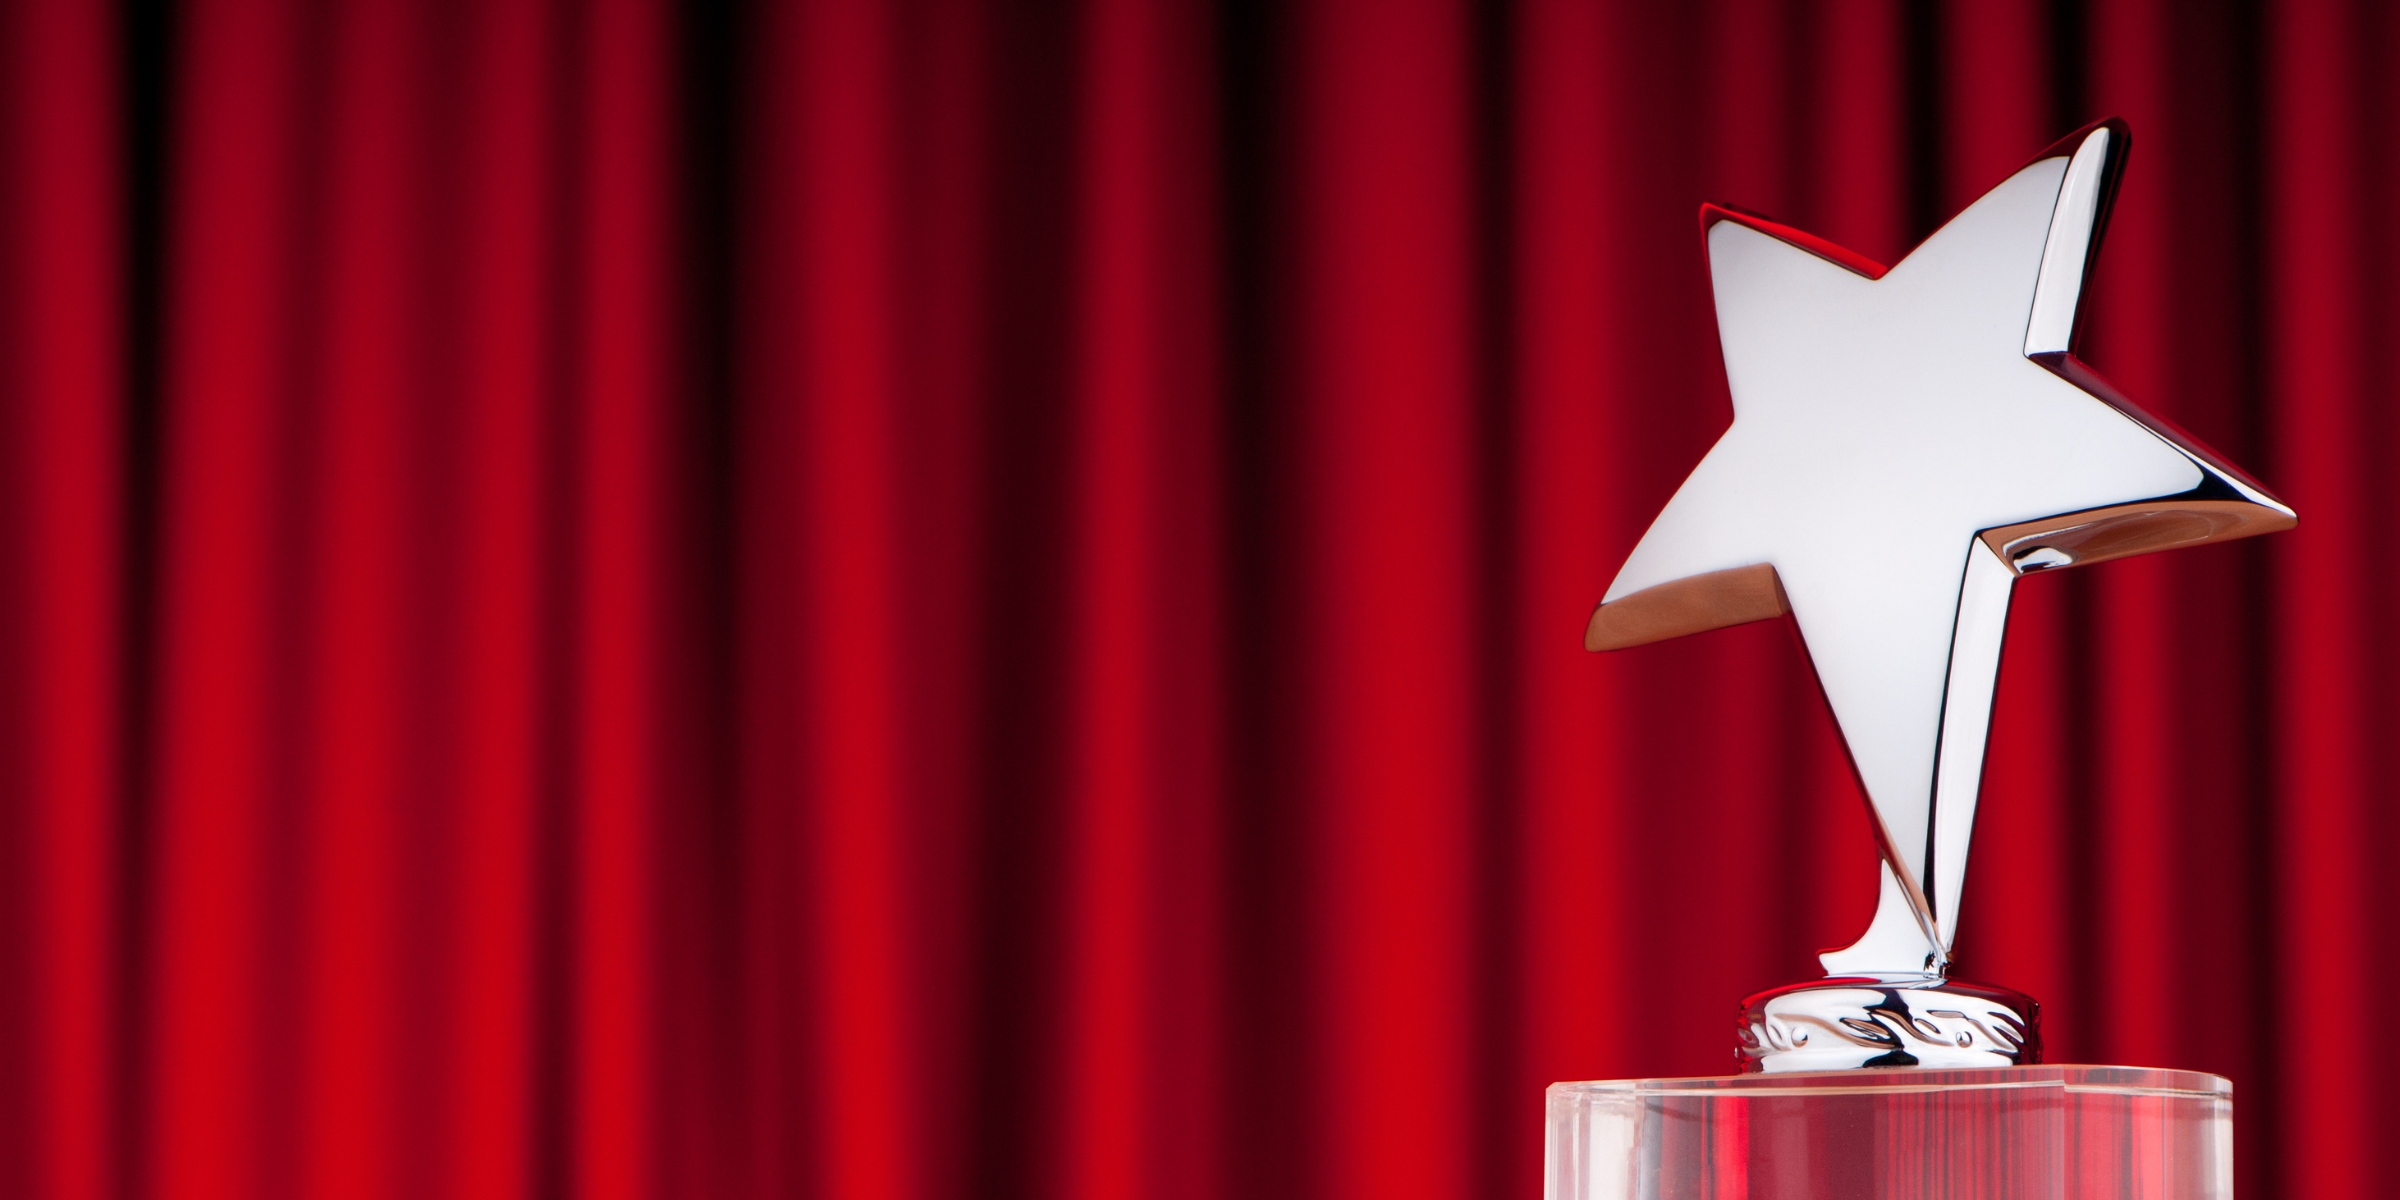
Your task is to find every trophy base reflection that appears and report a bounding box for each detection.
[1544,1065,2230,1200]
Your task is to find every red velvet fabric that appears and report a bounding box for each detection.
[0,1,2387,1198]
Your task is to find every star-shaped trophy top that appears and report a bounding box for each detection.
[1588,122,2293,977]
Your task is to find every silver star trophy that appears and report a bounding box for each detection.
[1587,120,2293,1073]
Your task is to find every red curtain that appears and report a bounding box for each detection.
[0,0,2388,1197]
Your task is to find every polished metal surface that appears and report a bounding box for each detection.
[1737,976,2039,1073]
[1589,122,2296,986]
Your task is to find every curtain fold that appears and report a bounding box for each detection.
[0,1,2388,1197]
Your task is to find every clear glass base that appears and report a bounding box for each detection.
[1544,1065,2230,1199]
